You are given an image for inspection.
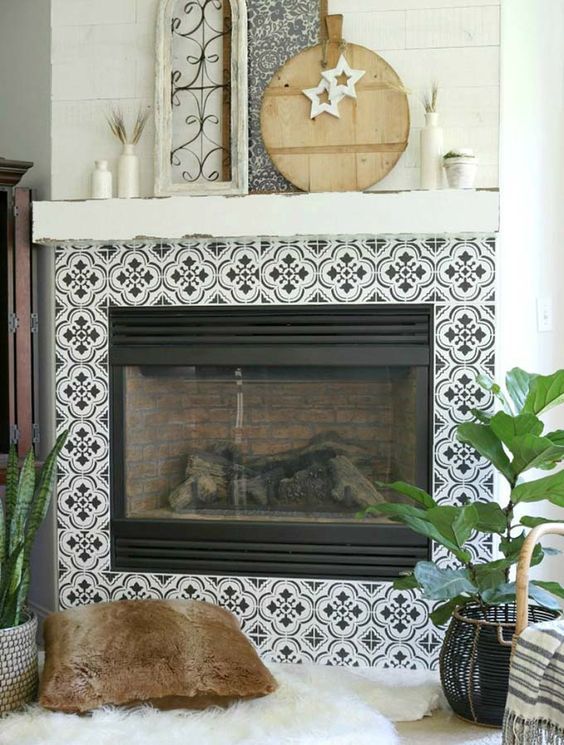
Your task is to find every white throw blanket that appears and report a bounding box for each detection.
[503,619,564,745]
[0,663,442,745]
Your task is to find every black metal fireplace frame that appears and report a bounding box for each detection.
[109,305,433,581]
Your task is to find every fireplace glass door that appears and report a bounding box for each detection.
[122,365,422,523]
[110,306,432,579]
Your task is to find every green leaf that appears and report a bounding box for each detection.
[414,562,477,601]
[362,504,470,562]
[457,423,514,484]
[506,368,536,413]
[546,430,564,447]
[451,501,507,547]
[4,446,19,558]
[489,411,544,448]
[533,580,564,600]
[476,373,512,412]
[393,573,419,591]
[499,533,547,567]
[375,481,436,509]
[474,561,512,592]
[425,506,463,547]
[511,469,564,505]
[520,515,558,528]
[523,370,564,416]
[430,597,467,626]
[471,408,492,424]
[483,581,561,609]
[8,450,35,554]
[508,434,564,474]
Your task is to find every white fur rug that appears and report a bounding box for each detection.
[0,664,441,745]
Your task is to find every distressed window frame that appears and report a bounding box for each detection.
[154,0,248,196]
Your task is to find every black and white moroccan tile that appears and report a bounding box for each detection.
[54,234,497,670]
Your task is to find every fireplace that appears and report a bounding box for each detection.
[110,305,432,580]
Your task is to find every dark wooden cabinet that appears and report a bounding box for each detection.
[0,158,35,466]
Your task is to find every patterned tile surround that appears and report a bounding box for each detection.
[54,235,496,669]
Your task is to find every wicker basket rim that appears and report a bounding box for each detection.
[453,602,561,629]
[0,610,37,636]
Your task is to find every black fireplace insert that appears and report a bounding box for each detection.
[109,305,433,580]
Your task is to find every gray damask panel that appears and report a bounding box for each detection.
[54,234,496,669]
[247,0,319,192]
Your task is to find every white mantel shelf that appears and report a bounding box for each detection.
[32,189,499,243]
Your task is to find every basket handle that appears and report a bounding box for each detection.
[515,522,564,639]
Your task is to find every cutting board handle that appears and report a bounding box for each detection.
[325,14,344,43]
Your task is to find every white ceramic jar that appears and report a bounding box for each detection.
[420,112,444,190]
[117,144,140,198]
[91,160,112,199]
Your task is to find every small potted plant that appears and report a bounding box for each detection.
[0,432,66,714]
[443,148,478,188]
[359,368,564,727]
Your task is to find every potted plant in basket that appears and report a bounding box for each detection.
[0,432,67,715]
[359,368,564,727]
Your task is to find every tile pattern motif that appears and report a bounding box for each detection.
[54,235,496,669]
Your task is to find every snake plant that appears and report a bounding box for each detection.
[0,431,67,629]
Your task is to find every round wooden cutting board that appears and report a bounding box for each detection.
[260,16,410,193]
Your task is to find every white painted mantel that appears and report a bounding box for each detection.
[32,189,499,243]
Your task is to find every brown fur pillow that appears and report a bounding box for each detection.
[39,598,277,713]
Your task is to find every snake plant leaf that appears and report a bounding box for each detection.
[506,368,537,413]
[4,446,19,557]
[489,411,544,447]
[414,562,477,601]
[511,469,564,505]
[0,543,24,621]
[0,500,4,570]
[532,580,564,600]
[476,373,513,412]
[375,481,436,509]
[457,423,514,484]
[8,449,35,554]
[430,596,468,626]
[523,370,564,416]
[393,573,419,591]
[24,431,68,554]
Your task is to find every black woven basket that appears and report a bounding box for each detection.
[440,602,560,728]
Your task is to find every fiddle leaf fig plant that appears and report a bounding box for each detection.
[0,431,67,629]
[359,368,564,625]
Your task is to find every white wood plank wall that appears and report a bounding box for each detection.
[49,0,500,199]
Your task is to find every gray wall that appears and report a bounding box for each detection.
[0,0,56,625]
[0,0,52,199]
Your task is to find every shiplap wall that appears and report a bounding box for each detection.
[50,0,500,199]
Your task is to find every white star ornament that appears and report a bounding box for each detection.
[322,54,366,100]
[302,78,343,119]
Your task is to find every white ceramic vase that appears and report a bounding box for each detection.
[420,112,444,190]
[117,144,140,199]
[91,160,112,199]
[444,153,478,189]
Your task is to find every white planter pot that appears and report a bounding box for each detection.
[444,157,478,189]
[0,613,38,715]
[118,144,140,199]
[91,160,113,199]
[420,112,444,190]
